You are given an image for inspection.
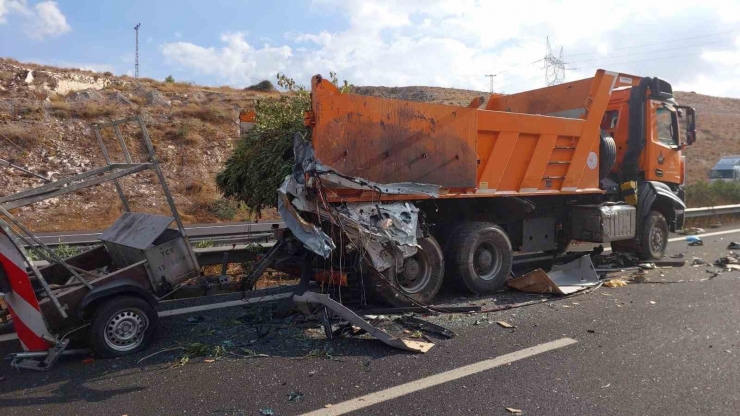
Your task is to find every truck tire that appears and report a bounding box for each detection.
[600,133,617,179]
[611,210,668,260]
[639,211,669,260]
[366,236,444,307]
[446,222,512,294]
[89,296,158,358]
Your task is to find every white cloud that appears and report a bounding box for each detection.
[160,0,740,96]
[0,0,70,39]
[161,32,292,85]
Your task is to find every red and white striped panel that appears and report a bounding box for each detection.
[0,228,52,352]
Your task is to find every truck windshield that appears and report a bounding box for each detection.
[655,106,676,146]
[710,170,734,179]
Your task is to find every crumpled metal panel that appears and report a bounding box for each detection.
[100,212,175,250]
[277,177,335,258]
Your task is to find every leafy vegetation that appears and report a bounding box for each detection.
[165,75,175,83]
[28,243,82,261]
[216,72,350,214]
[685,180,740,207]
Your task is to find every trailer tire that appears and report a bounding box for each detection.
[599,133,617,179]
[366,236,444,307]
[89,296,158,358]
[446,222,512,294]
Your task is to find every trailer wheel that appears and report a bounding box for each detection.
[447,222,512,294]
[367,236,444,307]
[89,296,158,358]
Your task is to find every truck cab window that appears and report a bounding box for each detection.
[600,110,619,130]
[655,106,675,146]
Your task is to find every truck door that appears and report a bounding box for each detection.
[644,101,681,184]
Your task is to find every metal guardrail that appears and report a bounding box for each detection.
[685,204,740,219]
[30,203,740,247]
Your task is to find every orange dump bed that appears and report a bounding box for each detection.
[306,70,639,202]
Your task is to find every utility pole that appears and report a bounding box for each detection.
[484,74,496,94]
[544,37,565,86]
[134,23,141,78]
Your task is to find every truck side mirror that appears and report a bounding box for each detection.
[677,105,696,145]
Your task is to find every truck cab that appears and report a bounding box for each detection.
[709,156,740,182]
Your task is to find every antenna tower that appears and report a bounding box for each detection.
[134,23,141,78]
[544,37,565,86]
[484,74,495,94]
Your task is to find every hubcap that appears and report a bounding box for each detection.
[393,250,432,294]
[474,242,501,281]
[104,308,148,352]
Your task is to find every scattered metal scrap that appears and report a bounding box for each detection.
[508,255,599,295]
[397,316,455,339]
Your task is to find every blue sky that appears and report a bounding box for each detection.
[2,1,740,96]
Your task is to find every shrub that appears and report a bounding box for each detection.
[685,180,740,207]
[50,101,71,119]
[210,199,238,220]
[165,75,175,83]
[72,103,115,119]
[177,105,229,123]
[0,123,44,149]
[246,80,276,92]
[216,72,350,214]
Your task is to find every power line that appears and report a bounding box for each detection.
[565,38,735,65]
[564,29,738,58]
[567,46,737,71]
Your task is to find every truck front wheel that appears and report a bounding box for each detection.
[612,210,668,260]
[89,296,158,358]
[446,222,512,294]
[639,211,669,260]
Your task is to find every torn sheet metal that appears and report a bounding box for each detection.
[293,291,434,353]
[508,255,599,295]
[277,178,334,258]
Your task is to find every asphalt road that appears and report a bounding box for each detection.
[1,225,740,415]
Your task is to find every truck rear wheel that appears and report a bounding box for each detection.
[366,236,444,307]
[89,296,158,358]
[446,222,512,294]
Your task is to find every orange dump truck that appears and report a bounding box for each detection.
[278,70,696,305]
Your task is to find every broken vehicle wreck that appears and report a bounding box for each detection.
[267,70,696,308]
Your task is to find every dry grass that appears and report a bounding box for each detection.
[72,103,116,119]
[50,101,71,119]
[176,104,230,123]
[0,122,45,149]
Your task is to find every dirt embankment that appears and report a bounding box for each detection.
[1,59,734,231]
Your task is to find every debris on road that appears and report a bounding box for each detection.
[294,291,434,353]
[678,227,705,235]
[649,301,657,305]
[505,407,523,414]
[670,253,685,259]
[288,391,304,402]
[508,255,599,295]
[397,316,456,339]
[604,279,628,288]
[692,258,706,266]
[728,242,740,250]
[687,236,704,246]
[259,408,274,415]
[497,321,515,328]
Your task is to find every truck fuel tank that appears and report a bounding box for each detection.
[570,203,636,243]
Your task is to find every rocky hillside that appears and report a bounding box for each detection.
[1,59,736,231]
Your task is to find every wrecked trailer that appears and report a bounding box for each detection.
[267,70,695,307]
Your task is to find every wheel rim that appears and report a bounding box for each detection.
[474,241,502,281]
[649,226,665,255]
[395,249,432,294]
[104,307,149,352]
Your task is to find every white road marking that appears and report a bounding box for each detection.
[300,337,578,416]
[601,227,740,252]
